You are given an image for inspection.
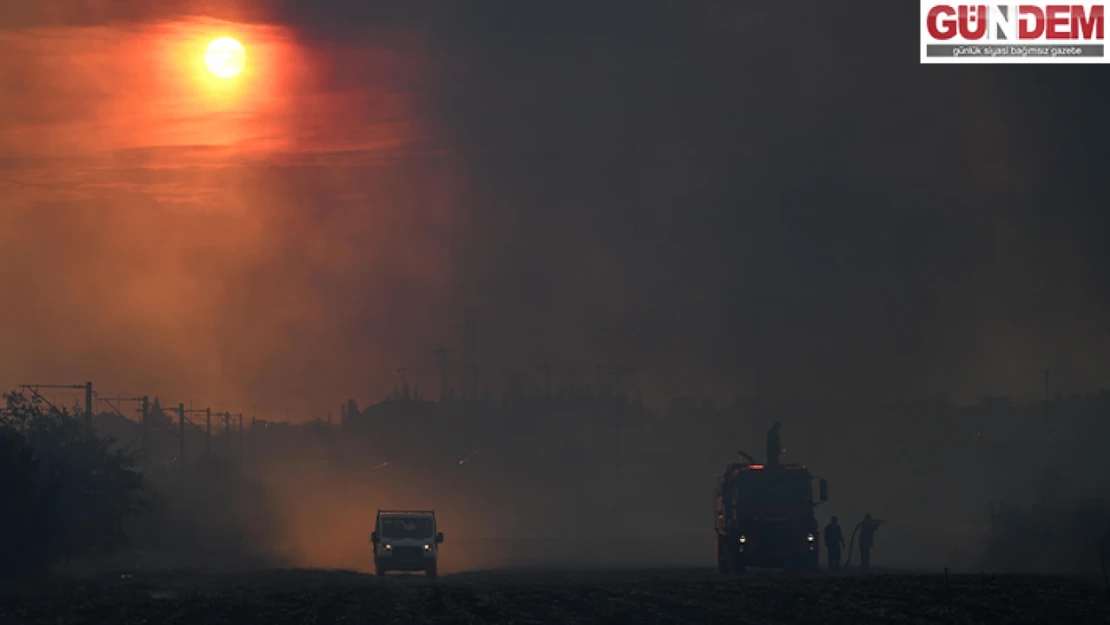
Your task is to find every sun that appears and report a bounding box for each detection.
[205,37,245,79]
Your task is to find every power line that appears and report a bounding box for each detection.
[433,347,451,401]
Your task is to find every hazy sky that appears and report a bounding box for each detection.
[1,1,1108,416]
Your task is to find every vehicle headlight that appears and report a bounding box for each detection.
[384,544,392,551]
[738,535,747,544]
[424,544,432,551]
[807,533,815,542]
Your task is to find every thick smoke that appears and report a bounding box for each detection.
[2,1,1108,413]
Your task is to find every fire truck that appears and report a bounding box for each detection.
[714,461,828,574]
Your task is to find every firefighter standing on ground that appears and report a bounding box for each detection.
[824,516,845,572]
[766,422,782,466]
[859,513,883,573]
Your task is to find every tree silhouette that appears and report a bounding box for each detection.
[0,392,146,576]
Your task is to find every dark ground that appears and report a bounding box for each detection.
[2,568,1108,624]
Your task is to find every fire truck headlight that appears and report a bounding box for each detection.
[738,535,747,544]
[807,533,815,542]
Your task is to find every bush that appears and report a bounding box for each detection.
[0,393,147,576]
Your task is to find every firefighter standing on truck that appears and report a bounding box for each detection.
[766,421,782,466]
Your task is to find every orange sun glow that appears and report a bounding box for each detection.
[205,37,245,79]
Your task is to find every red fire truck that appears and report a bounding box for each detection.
[714,462,828,574]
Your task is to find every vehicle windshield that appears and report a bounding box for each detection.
[734,473,812,507]
[380,517,434,539]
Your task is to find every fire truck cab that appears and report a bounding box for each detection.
[714,462,828,574]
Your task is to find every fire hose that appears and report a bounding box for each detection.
[843,518,885,569]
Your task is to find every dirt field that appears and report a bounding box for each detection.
[2,568,1108,624]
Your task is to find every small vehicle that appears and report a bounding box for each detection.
[714,462,828,574]
[370,509,444,577]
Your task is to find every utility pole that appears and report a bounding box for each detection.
[18,382,92,425]
[239,413,244,467]
[434,347,450,401]
[396,367,409,396]
[206,407,212,458]
[95,393,150,469]
[96,393,144,420]
[172,404,209,474]
[462,311,472,400]
[472,319,479,401]
[85,381,93,428]
[178,403,185,476]
[463,309,479,400]
[142,396,150,473]
[225,411,231,458]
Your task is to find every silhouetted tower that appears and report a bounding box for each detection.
[141,396,150,473]
[462,309,480,400]
[84,381,93,428]
[434,347,451,401]
[178,403,186,476]
[397,367,409,398]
